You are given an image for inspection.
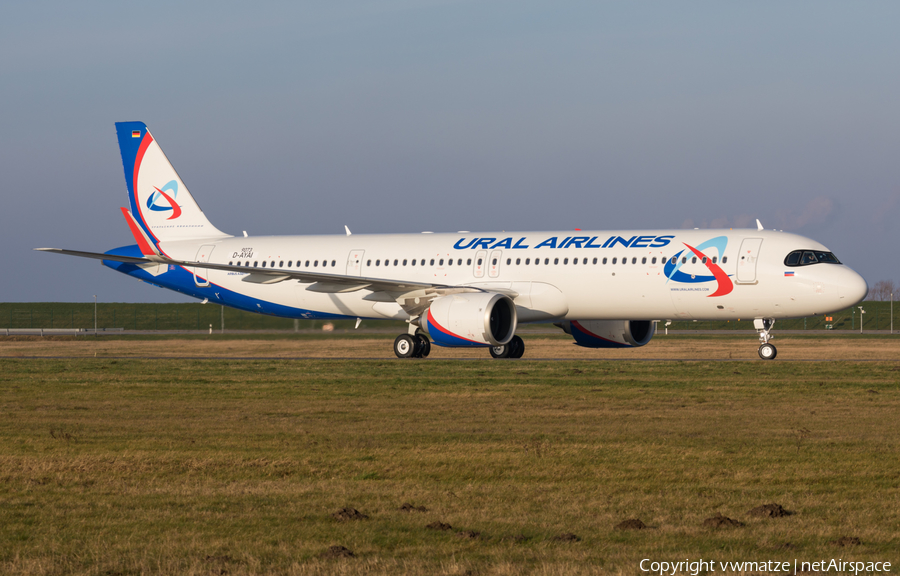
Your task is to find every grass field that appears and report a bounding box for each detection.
[1,337,899,575]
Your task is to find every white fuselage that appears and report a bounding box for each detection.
[152,228,868,323]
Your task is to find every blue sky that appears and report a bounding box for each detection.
[3,1,898,302]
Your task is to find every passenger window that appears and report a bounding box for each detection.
[271,261,275,267]
[722,256,727,263]
[651,257,656,264]
[554,258,559,265]
[612,257,617,264]
[228,261,233,266]
[701,257,707,264]
[392,259,397,266]
[516,258,521,265]
[439,259,444,266]
[682,257,687,264]
[712,256,717,264]
[448,259,453,265]
[366,260,371,266]
[467,259,472,265]
[315,260,319,267]
[403,259,407,266]
[254,261,259,267]
[593,258,597,264]
[421,259,425,266]
[632,257,636,264]
[526,258,531,265]
[477,258,482,265]
[564,258,569,265]
[691,257,697,264]
[642,257,647,264]
[602,258,607,264]
[535,258,540,265]
[375,260,380,266]
[261,261,267,268]
[583,258,587,265]
[410,259,415,266]
[506,258,511,265]
[287,261,292,267]
[430,259,435,266]
[544,258,549,265]
[458,259,462,265]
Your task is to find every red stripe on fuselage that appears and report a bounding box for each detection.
[682,242,733,297]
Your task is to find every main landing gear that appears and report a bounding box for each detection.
[754,318,777,360]
[489,335,525,359]
[393,334,431,359]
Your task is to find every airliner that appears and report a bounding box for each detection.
[38,122,868,359]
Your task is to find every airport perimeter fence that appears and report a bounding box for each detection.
[0,302,898,333]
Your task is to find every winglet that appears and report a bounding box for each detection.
[345,225,352,236]
[756,219,764,231]
[121,207,160,256]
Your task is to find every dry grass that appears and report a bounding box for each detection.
[0,339,898,574]
[2,333,899,359]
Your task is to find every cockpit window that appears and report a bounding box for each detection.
[784,250,841,267]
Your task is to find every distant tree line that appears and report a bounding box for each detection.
[868,279,897,301]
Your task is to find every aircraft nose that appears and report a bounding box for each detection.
[838,268,868,306]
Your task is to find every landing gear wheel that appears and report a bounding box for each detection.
[508,335,525,359]
[758,343,777,360]
[414,335,431,358]
[489,344,510,359]
[394,334,416,358]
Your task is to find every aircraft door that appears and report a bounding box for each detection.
[488,250,502,278]
[346,249,365,276]
[473,250,487,278]
[193,244,215,287]
[736,238,763,284]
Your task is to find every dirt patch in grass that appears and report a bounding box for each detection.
[426,521,452,531]
[615,518,646,530]
[702,514,744,528]
[332,507,368,521]
[319,545,355,558]
[553,532,581,542]
[399,503,428,512]
[829,536,861,547]
[502,534,530,543]
[749,503,793,518]
[456,530,481,539]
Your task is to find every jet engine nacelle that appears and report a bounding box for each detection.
[558,319,655,348]
[423,292,517,347]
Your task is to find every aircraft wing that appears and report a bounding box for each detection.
[35,247,447,294]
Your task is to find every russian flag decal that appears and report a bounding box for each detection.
[132,130,141,138]
[784,271,795,277]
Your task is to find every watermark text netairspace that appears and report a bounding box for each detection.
[640,558,892,575]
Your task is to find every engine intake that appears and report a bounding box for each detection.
[424,293,517,347]
[558,320,655,348]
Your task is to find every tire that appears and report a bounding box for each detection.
[415,335,431,358]
[758,343,777,360]
[394,334,416,358]
[489,344,510,358]
[508,335,524,358]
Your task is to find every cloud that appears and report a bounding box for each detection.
[774,196,839,231]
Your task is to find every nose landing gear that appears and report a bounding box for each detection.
[754,318,777,360]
